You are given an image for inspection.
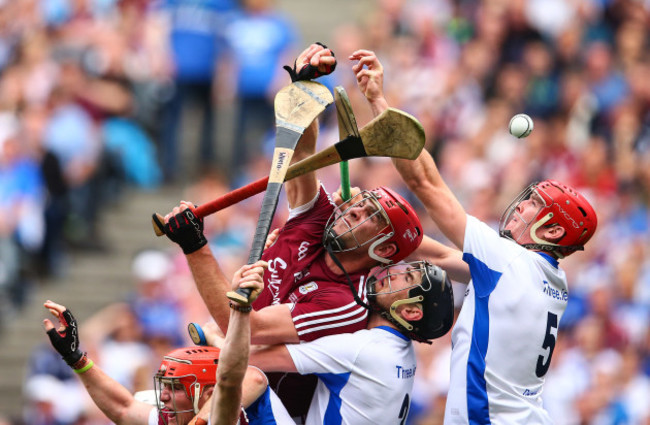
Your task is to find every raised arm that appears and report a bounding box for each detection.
[349,49,390,117]
[416,235,470,284]
[393,149,467,250]
[161,204,301,344]
[285,43,337,209]
[212,261,269,425]
[350,49,467,249]
[42,301,151,425]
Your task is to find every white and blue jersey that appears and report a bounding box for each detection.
[245,386,295,425]
[286,326,416,425]
[445,215,569,424]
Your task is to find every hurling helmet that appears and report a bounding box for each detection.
[499,180,597,257]
[154,346,220,416]
[367,261,454,342]
[323,187,423,264]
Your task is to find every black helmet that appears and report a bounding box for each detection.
[367,261,454,343]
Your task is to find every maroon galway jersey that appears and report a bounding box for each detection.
[252,185,369,341]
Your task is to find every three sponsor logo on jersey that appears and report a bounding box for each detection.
[542,280,568,302]
[396,365,416,379]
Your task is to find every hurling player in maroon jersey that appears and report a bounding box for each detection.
[160,43,424,421]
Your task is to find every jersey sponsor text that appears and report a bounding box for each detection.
[396,365,416,379]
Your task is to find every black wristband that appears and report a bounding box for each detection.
[229,302,252,313]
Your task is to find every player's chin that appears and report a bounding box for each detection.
[166,414,183,425]
[161,408,181,425]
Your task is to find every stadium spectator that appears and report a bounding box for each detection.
[223,0,299,171]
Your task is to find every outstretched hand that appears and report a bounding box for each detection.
[43,300,84,366]
[285,42,337,82]
[349,50,388,113]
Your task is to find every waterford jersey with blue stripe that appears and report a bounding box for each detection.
[286,326,416,425]
[444,215,568,424]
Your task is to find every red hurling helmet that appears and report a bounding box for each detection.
[376,187,423,262]
[499,180,597,257]
[323,187,423,264]
[154,346,220,416]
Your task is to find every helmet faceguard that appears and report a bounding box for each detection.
[153,347,219,424]
[367,261,454,343]
[499,180,597,258]
[323,187,422,264]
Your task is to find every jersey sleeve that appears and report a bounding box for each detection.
[149,408,158,425]
[290,287,368,342]
[284,185,334,230]
[462,215,525,296]
[286,333,361,375]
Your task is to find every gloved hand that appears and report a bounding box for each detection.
[44,301,84,367]
[284,42,337,82]
[163,207,208,255]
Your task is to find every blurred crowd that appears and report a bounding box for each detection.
[1,0,649,424]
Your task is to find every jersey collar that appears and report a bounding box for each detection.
[537,252,559,268]
[376,325,410,341]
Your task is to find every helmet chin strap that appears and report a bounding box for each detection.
[192,383,200,414]
[381,296,431,345]
[325,244,371,310]
[529,212,566,259]
[368,234,392,264]
[323,228,345,251]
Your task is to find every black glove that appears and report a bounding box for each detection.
[284,42,337,82]
[46,308,83,367]
[163,208,208,254]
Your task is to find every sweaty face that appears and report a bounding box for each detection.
[368,262,425,309]
[157,379,195,425]
[503,190,547,243]
[331,192,389,251]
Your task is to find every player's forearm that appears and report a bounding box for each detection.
[368,96,389,118]
[286,119,320,208]
[393,150,467,249]
[78,365,148,425]
[212,310,250,425]
[249,304,301,345]
[248,344,297,373]
[218,310,251,387]
[186,246,232,331]
[393,149,445,194]
[417,236,470,284]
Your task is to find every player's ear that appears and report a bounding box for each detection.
[399,304,423,322]
[375,242,397,260]
[543,224,566,244]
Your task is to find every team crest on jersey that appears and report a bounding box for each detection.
[299,282,318,294]
[297,241,310,261]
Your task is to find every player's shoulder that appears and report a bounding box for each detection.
[464,215,527,261]
[285,185,334,226]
